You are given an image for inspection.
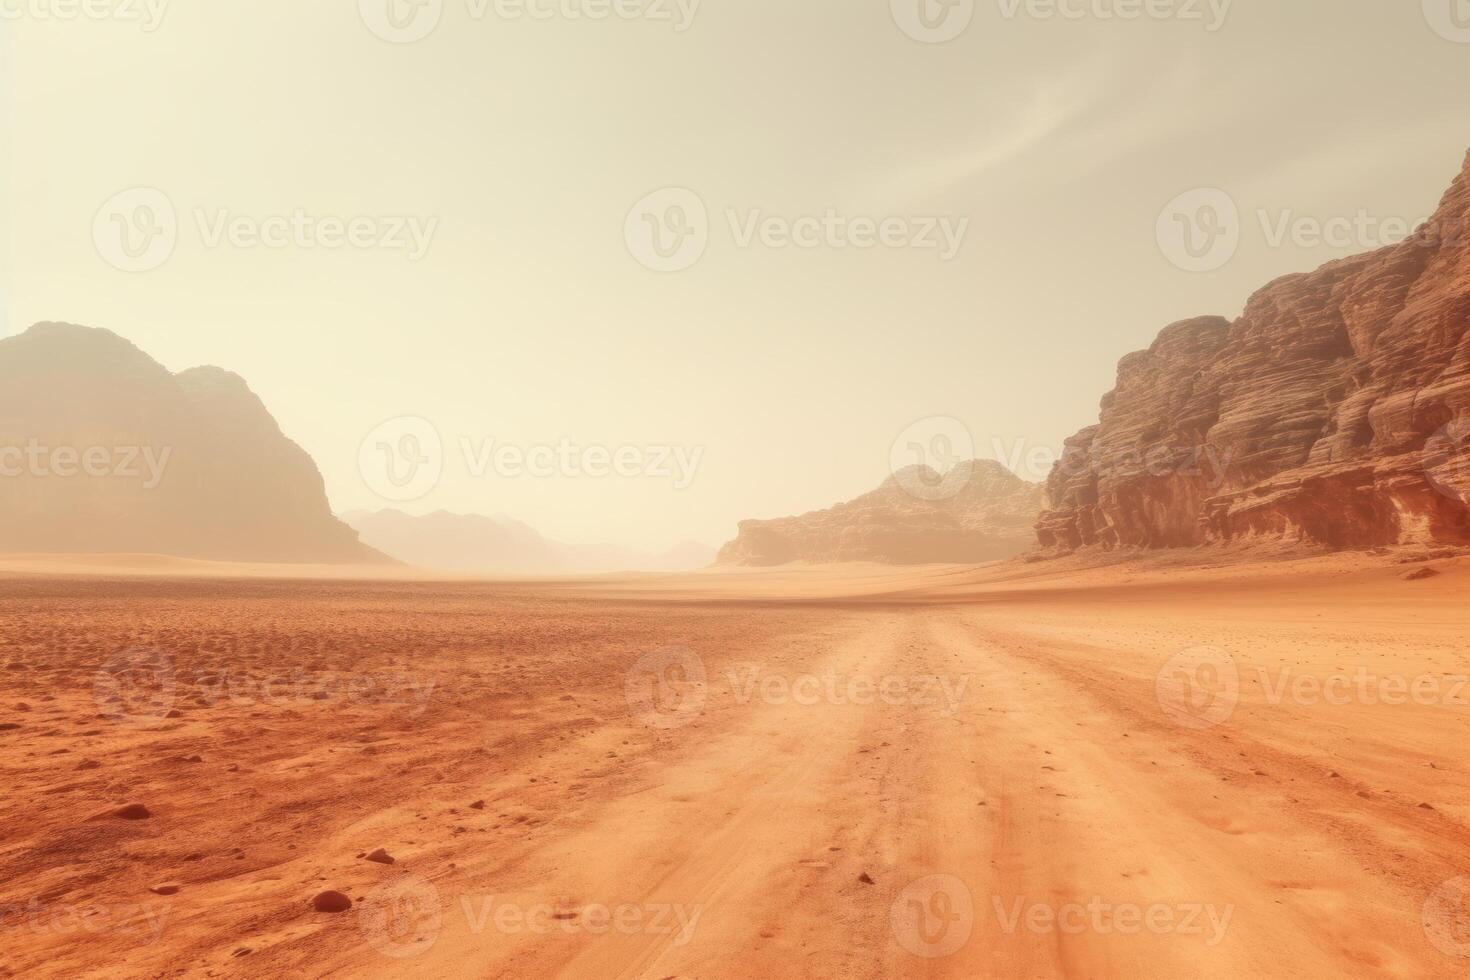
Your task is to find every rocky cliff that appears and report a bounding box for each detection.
[719,459,1043,566]
[0,322,382,563]
[1037,150,1470,552]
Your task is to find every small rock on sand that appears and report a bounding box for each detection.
[150,883,181,896]
[365,848,395,865]
[1403,567,1441,581]
[112,803,152,820]
[312,890,353,913]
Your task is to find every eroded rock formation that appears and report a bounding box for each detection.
[720,460,1043,566]
[1038,150,1470,552]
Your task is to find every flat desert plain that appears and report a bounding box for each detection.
[1,553,1468,978]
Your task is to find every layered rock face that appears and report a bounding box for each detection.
[719,460,1043,566]
[1038,150,1470,552]
[0,322,382,563]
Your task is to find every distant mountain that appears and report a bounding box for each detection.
[343,509,715,575]
[717,459,1043,566]
[0,322,382,563]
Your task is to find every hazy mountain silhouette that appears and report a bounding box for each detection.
[0,322,382,563]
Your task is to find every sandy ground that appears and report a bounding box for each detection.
[1,550,1468,978]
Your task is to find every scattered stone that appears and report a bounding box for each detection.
[0,723,21,731]
[311,890,352,913]
[858,872,875,885]
[76,759,102,771]
[469,800,486,811]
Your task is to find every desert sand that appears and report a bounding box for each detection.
[1,551,1467,978]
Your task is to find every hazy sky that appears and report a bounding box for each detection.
[6,2,1469,550]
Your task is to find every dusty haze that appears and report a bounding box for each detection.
[6,4,1470,549]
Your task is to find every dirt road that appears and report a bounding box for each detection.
[1,556,1467,977]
